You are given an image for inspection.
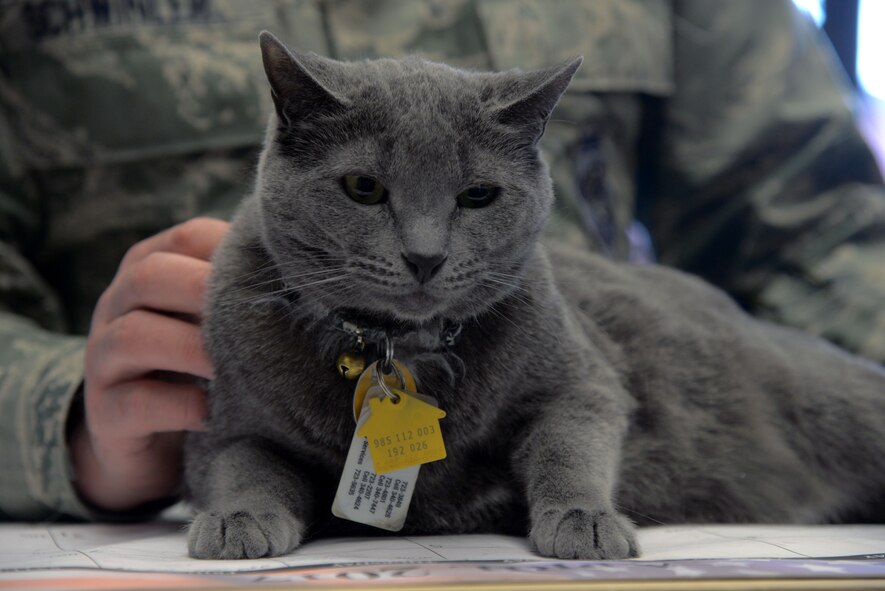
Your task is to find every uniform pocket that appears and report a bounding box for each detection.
[476,0,673,96]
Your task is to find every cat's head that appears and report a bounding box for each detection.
[255,32,580,324]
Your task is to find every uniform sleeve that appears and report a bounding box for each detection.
[0,106,97,521]
[0,313,90,520]
[650,0,885,362]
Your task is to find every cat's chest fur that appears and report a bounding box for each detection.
[206,335,535,535]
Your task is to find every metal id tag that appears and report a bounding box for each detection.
[331,389,420,531]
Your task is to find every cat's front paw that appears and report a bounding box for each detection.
[188,508,303,559]
[530,507,638,560]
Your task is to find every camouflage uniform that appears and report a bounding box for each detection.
[0,0,883,520]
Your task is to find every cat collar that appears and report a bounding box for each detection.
[333,316,462,380]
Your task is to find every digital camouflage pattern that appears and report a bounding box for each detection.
[0,0,883,520]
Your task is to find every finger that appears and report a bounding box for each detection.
[71,422,188,511]
[120,217,229,268]
[89,310,214,383]
[94,252,211,326]
[91,380,208,441]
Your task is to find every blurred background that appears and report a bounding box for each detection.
[793,0,885,171]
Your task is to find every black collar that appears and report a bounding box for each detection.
[329,310,463,354]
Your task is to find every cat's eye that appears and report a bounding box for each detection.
[342,175,388,205]
[456,185,500,209]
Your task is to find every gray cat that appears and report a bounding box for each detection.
[184,32,885,560]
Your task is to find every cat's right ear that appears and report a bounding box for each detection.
[493,57,583,146]
[259,31,347,127]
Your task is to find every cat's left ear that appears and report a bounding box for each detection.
[259,31,348,127]
[494,57,583,144]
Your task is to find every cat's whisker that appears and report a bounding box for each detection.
[486,269,527,281]
[481,277,534,306]
[486,269,525,284]
[485,275,531,301]
[225,251,344,285]
[249,296,328,327]
[226,259,280,282]
[483,299,532,340]
[295,253,349,260]
[278,267,348,284]
[229,267,347,295]
[619,507,668,526]
[474,282,532,330]
[478,297,535,335]
[279,256,349,267]
[486,267,525,281]
[482,275,519,287]
[231,276,347,306]
[274,275,348,295]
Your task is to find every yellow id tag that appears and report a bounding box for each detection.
[357,390,447,474]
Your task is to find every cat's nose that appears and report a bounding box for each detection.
[401,252,447,284]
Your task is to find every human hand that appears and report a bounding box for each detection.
[71,217,230,512]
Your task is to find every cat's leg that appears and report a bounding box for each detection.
[186,436,314,559]
[516,390,637,560]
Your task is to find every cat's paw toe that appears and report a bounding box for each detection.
[188,509,302,559]
[531,508,638,560]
